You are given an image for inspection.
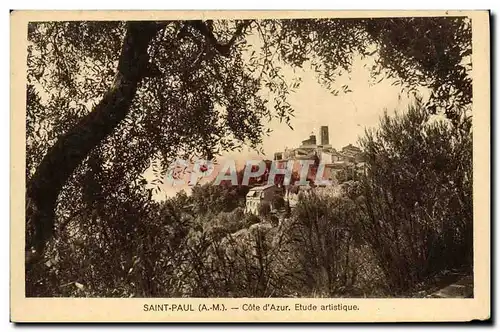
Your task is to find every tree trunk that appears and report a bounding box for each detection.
[25,21,163,269]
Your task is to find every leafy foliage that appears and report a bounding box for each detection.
[357,100,472,293]
[26,17,473,297]
[190,183,249,215]
[289,194,360,296]
[363,17,472,122]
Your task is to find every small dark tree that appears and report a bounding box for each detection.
[271,195,285,211]
[258,202,271,218]
[284,200,292,218]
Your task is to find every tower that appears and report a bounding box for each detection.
[320,126,329,146]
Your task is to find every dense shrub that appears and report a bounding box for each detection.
[357,101,473,293]
[288,194,361,296]
[191,183,249,215]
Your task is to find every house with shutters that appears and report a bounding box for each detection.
[244,184,282,215]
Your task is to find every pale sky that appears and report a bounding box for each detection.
[26,24,443,201]
[32,30,425,200]
[155,52,428,199]
[222,51,429,161]
[257,56,419,157]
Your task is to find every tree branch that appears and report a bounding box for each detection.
[186,20,252,57]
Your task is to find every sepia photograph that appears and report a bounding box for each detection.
[10,10,490,322]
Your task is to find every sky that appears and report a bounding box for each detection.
[253,55,418,156]
[154,52,428,199]
[28,27,426,200]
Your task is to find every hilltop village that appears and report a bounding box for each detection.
[245,126,365,214]
[274,125,365,182]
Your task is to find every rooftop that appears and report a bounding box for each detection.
[248,184,276,192]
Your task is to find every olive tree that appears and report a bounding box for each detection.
[26,17,472,277]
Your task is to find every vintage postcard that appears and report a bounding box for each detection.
[10,10,490,322]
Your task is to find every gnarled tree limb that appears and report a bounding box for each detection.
[25,21,165,270]
[186,20,252,57]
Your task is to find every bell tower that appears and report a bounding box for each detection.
[320,126,329,146]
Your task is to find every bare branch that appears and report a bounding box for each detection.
[186,20,253,57]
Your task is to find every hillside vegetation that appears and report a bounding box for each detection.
[28,102,472,298]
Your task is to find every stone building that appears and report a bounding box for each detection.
[244,184,282,215]
[272,126,365,185]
